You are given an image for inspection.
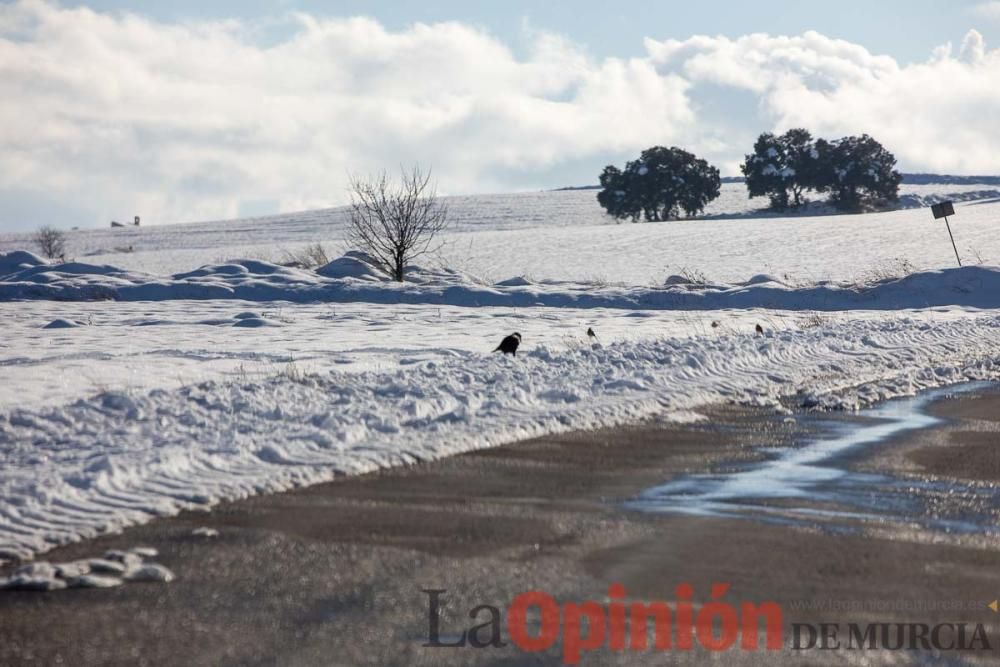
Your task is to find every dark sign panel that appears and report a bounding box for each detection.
[931,201,955,219]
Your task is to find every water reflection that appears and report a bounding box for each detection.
[628,383,1000,534]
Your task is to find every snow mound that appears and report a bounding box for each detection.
[232,316,282,328]
[68,574,123,589]
[125,564,175,583]
[316,251,389,281]
[229,310,283,327]
[88,558,126,575]
[0,547,174,592]
[191,527,219,538]
[4,251,1000,311]
[401,262,484,286]
[743,274,785,286]
[1,574,67,591]
[43,318,83,329]
[20,261,129,278]
[495,276,533,287]
[659,410,709,424]
[0,250,47,277]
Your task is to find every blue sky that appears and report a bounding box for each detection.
[1,1,999,231]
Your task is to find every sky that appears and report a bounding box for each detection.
[1,0,999,231]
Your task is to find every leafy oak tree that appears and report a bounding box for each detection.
[743,130,901,212]
[814,134,902,211]
[597,147,721,222]
[742,128,821,210]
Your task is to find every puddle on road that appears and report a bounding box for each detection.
[628,382,1000,534]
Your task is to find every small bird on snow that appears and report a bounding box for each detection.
[586,327,597,340]
[494,332,521,356]
[755,323,764,336]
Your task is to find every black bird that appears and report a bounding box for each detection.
[586,327,597,340]
[755,323,764,336]
[494,332,521,356]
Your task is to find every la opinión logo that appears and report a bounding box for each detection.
[422,583,783,664]
[423,585,995,664]
[792,622,991,651]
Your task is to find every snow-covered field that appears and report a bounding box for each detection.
[2,182,998,282]
[2,182,1000,561]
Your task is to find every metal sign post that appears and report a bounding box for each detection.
[931,201,961,267]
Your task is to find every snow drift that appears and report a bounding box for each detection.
[2,313,1000,560]
[4,250,1000,311]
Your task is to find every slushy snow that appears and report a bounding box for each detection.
[0,547,173,591]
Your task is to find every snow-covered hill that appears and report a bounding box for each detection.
[2,183,998,283]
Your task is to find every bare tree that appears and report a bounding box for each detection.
[33,226,67,261]
[346,166,448,282]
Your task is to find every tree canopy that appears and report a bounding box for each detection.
[815,134,902,210]
[597,146,721,222]
[742,129,901,212]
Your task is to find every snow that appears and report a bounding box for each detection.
[88,559,127,575]
[437,193,999,286]
[42,318,84,329]
[5,249,1000,311]
[68,574,123,589]
[191,526,219,538]
[125,564,175,583]
[2,182,1000,560]
[0,250,46,274]
[2,307,1000,558]
[3,183,997,282]
[315,251,389,280]
[761,164,795,179]
[0,547,173,591]
[191,527,219,538]
[1,299,808,410]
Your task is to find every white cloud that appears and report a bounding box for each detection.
[645,30,1000,176]
[0,1,694,227]
[0,1,998,229]
[972,2,1000,22]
